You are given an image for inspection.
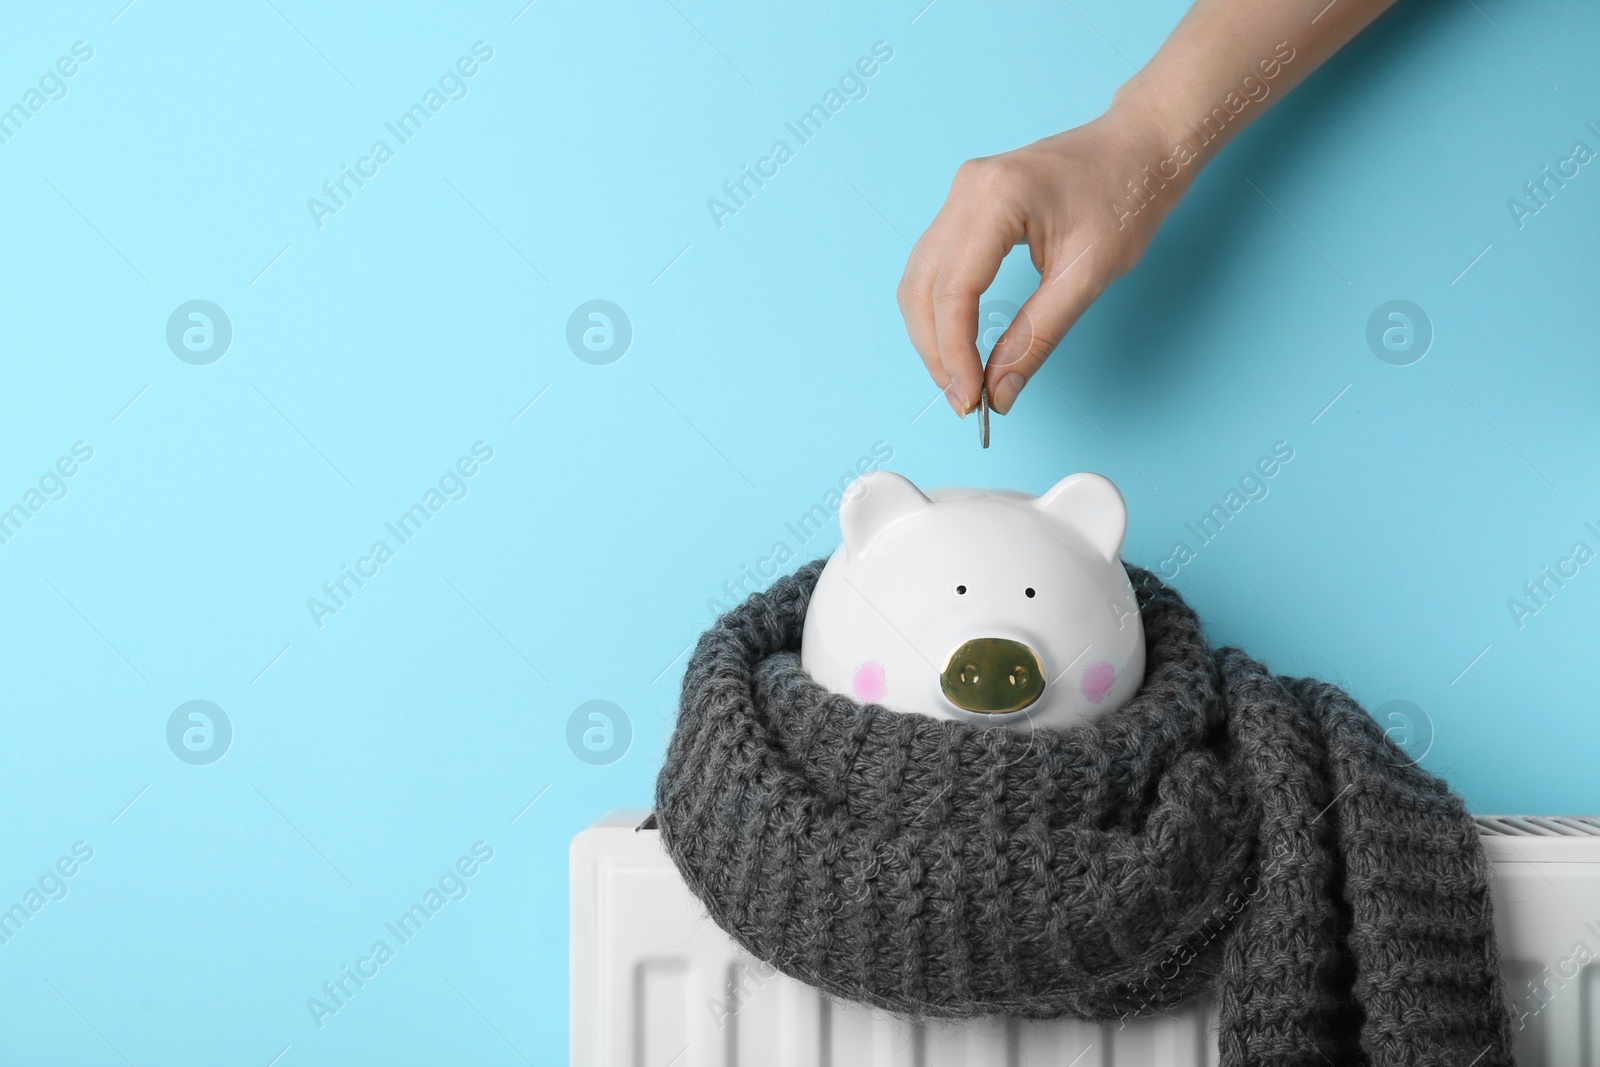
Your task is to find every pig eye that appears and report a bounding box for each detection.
[1025,588,1036,598]
[955,585,967,595]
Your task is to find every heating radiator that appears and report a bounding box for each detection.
[570,811,1600,1067]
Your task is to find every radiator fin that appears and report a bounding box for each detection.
[634,958,690,1067]
[1476,815,1600,837]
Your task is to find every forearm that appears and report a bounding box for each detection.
[1106,0,1398,199]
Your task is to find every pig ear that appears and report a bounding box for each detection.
[840,471,931,554]
[1034,473,1127,564]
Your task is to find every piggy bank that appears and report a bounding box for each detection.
[799,471,1145,731]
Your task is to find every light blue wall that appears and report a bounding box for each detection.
[2,0,1596,1063]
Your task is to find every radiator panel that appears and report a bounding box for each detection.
[572,812,1600,1066]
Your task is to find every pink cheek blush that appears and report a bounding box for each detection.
[1080,660,1117,704]
[852,660,888,703]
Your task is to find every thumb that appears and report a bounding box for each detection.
[985,245,1103,414]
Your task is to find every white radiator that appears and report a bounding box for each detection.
[570,811,1600,1067]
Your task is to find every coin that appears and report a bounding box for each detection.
[978,383,990,449]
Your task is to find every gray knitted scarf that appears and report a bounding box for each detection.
[656,558,1516,1066]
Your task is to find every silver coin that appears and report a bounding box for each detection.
[978,383,990,449]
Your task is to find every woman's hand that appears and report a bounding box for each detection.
[898,99,1185,417]
[898,0,1398,418]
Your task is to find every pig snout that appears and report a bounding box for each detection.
[939,637,1045,714]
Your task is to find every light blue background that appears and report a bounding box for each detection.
[1,0,1596,1063]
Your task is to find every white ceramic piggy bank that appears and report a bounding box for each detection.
[800,471,1145,730]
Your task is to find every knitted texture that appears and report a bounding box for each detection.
[655,559,1517,1066]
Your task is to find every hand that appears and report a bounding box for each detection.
[897,100,1189,416]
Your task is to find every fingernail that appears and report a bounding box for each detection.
[946,386,967,418]
[993,373,1025,414]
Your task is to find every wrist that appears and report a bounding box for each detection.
[1106,81,1214,182]
[1096,87,1204,222]
[1107,79,1172,141]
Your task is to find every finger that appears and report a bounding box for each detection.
[930,225,1014,416]
[985,244,1104,415]
[896,230,959,412]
